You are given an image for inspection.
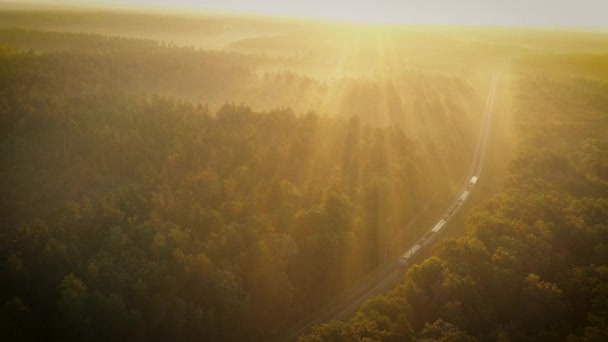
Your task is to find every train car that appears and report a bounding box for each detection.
[459,190,470,202]
[398,255,408,267]
[399,244,422,267]
[431,219,447,233]
[470,176,478,185]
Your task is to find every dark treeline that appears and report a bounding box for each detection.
[300,55,608,341]
[0,28,481,135]
[0,35,467,340]
[0,29,264,104]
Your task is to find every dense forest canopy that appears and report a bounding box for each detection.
[300,53,608,342]
[0,7,607,342]
[0,26,482,340]
[0,26,484,130]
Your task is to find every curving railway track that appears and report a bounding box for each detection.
[280,74,500,341]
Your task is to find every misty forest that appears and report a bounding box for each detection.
[1,7,608,342]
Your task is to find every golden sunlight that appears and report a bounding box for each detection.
[2,2,607,342]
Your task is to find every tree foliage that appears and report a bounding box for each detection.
[301,53,608,341]
[0,32,469,340]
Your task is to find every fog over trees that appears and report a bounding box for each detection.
[0,8,607,342]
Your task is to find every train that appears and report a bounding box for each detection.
[398,175,478,267]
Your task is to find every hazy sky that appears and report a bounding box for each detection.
[23,0,608,27]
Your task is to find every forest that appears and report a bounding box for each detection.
[0,6,607,342]
[0,27,479,341]
[300,53,608,341]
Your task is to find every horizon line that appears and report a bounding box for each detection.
[1,0,607,32]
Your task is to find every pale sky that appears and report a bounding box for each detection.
[17,0,608,27]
